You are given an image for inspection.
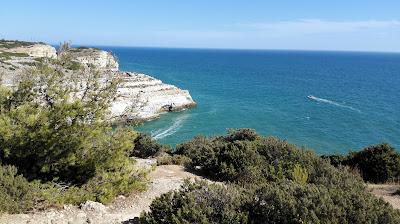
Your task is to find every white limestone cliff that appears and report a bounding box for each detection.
[0,40,196,122]
[0,41,57,59]
[62,47,119,71]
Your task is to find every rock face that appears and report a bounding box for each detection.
[62,48,119,71]
[11,44,57,59]
[111,72,196,121]
[0,40,57,58]
[0,40,196,121]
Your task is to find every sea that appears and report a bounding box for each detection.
[102,47,400,154]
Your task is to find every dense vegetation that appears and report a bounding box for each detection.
[131,133,170,158]
[0,62,147,213]
[139,129,400,223]
[323,143,400,183]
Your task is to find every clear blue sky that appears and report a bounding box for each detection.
[1,0,399,52]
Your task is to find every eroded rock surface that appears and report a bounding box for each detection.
[0,40,196,121]
[61,47,119,71]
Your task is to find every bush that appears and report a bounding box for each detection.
[140,180,400,224]
[0,64,125,184]
[175,129,354,187]
[0,63,148,212]
[247,181,400,224]
[325,144,400,183]
[149,130,400,223]
[139,181,248,224]
[0,165,43,213]
[131,133,170,158]
[156,154,191,166]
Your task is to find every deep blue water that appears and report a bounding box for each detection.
[103,47,400,154]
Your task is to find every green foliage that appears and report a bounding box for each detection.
[150,130,400,223]
[140,180,400,224]
[247,181,400,224]
[322,154,347,167]
[0,40,39,49]
[291,163,308,185]
[131,133,170,158]
[0,52,29,60]
[139,181,248,224]
[156,154,191,166]
[0,63,148,213]
[55,56,82,70]
[0,64,123,184]
[176,129,330,185]
[0,164,42,213]
[326,143,400,183]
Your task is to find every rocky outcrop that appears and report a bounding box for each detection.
[0,41,57,59]
[62,47,119,71]
[0,40,196,121]
[111,72,196,121]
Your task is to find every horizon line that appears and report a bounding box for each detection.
[4,38,398,54]
[65,43,400,54]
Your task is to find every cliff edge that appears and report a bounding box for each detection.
[0,40,196,122]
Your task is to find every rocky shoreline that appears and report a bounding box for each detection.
[0,40,196,122]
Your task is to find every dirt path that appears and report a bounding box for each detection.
[368,184,400,210]
[0,161,205,224]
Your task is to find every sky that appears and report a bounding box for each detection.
[0,0,399,52]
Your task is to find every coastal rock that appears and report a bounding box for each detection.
[0,41,57,59]
[111,72,196,121]
[0,40,196,121]
[63,47,119,71]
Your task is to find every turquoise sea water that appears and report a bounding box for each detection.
[104,47,400,154]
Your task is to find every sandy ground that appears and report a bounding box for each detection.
[0,162,205,224]
[368,184,400,209]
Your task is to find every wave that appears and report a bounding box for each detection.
[151,114,189,140]
[308,95,361,112]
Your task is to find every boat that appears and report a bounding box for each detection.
[308,95,317,100]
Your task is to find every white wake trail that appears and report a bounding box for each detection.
[152,114,189,140]
[308,95,361,112]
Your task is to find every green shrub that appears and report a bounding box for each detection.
[0,52,29,60]
[175,129,350,187]
[321,154,347,166]
[154,130,400,223]
[347,144,400,183]
[0,64,125,184]
[139,180,248,224]
[0,164,53,213]
[325,144,400,183]
[131,133,170,158]
[291,163,308,185]
[156,154,191,166]
[0,63,148,213]
[247,181,400,224]
[0,40,37,49]
[140,179,400,224]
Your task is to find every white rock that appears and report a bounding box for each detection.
[9,43,57,59]
[64,48,119,71]
[0,41,196,122]
[80,201,107,213]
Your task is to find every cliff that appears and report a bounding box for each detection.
[0,40,196,121]
[60,47,119,71]
[0,40,57,58]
